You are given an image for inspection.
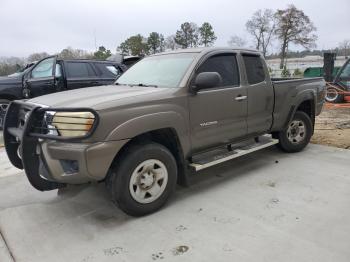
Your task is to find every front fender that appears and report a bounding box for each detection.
[106,111,191,156]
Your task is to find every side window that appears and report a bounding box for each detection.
[66,62,96,78]
[196,54,239,87]
[340,62,350,79]
[95,63,121,77]
[55,63,62,77]
[106,65,121,76]
[242,55,266,84]
[31,57,55,79]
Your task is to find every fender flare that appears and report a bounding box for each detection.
[284,91,316,129]
[106,111,190,155]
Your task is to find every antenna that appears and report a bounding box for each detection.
[93,29,97,50]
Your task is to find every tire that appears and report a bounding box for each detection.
[0,99,10,130]
[325,87,344,103]
[107,142,178,217]
[277,111,313,153]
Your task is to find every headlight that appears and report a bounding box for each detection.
[51,111,96,137]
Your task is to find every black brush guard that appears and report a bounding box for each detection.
[4,101,97,191]
[4,101,66,191]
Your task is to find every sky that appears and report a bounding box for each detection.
[0,0,349,57]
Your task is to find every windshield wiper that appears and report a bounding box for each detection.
[135,83,158,88]
[114,83,158,88]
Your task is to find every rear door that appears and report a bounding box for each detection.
[242,54,274,135]
[189,52,248,152]
[92,63,123,85]
[64,61,100,90]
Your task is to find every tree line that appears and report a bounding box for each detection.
[229,4,318,69]
[117,22,217,56]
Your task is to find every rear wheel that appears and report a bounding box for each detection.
[325,87,344,103]
[0,99,10,130]
[277,111,313,153]
[106,142,177,216]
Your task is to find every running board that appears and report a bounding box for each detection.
[189,135,278,171]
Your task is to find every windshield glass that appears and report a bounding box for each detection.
[340,61,350,79]
[116,53,197,87]
[7,63,35,77]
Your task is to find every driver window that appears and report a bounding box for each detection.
[31,57,55,79]
[195,53,240,88]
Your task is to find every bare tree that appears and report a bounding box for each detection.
[164,35,179,50]
[227,35,247,48]
[274,5,317,69]
[27,52,50,62]
[246,9,275,56]
[338,39,350,57]
[59,47,93,59]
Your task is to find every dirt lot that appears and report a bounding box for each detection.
[311,102,350,149]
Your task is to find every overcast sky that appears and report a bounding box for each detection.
[1,0,349,57]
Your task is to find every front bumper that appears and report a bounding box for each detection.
[4,101,128,190]
[40,139,127,184]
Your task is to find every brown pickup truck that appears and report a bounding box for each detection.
[4,48,326,216]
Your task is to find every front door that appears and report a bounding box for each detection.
[25,56,57,98]
[189,53,248,153]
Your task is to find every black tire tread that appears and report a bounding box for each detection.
[277,111,313,153]
[107,142,177,217]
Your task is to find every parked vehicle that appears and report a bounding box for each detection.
[325,58,350,103]
[0,56,127,128]
[4,48,325,216]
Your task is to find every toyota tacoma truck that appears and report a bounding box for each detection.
[4,48,325,216]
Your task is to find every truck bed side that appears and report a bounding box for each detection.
[271,77,325,132]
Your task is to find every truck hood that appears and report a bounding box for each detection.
[28,85,169,109]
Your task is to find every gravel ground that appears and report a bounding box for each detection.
[311,104,350,149]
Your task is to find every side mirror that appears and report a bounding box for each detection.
[192,72,222,92]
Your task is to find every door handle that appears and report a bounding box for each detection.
[235,95,247,101]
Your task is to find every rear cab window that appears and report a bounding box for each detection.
[65,62,97,78]
[195,53,240,88]
[94,63,121,77]
[242,54,266,84]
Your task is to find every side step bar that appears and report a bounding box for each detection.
[189,135,278,171]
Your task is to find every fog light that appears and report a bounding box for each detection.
[60,160,79,175]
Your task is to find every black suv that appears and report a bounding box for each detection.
[0,56,127,128]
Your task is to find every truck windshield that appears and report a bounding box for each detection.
[116,53,197,88]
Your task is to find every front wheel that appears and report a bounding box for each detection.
[0,99,10,130]
[106,142,177,216]
[277,111,313,153]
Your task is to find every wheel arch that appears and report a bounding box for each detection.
[285,97,316,134]
[107,127,189,187]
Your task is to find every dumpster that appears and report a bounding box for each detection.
[303,67,341,78]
